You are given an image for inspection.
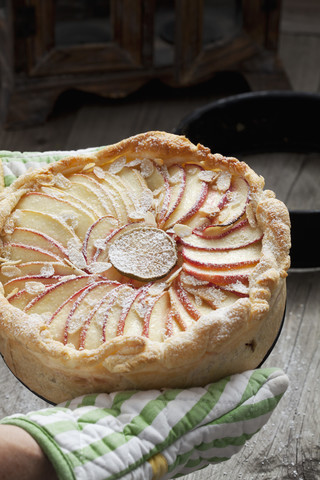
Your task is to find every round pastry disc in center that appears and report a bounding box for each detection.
[108,226,177,281]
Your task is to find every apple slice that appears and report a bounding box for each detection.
[61,280,120,346]
[158,165,185,227]
[145,291,171,341]
[82,215,118,263]
[6,275,74,310]
[67,182,112,217]
[94,171,135,223]
[0,261,81,285]
[68,174,120,221]
[197,186,224,218]
[40,186,98,220]
[194,217,244,239]
[17,192,95,239]
[212,176,250,226]
[48,281,113,342]
[101,285,134,342]
[173,279,213,319]
[182,262,253,287]
[7,243,65,263]
[3,274,62,297]
[48,287,92,343]
[181,272,249,298]
[8,228,67,259]
[23,276,92,314]
[173,280,201,320]
[168,285,196,331]
[182,242,261,269]
[180,219,263,251]
[182,283,247,312]
[15,210,79,248]
[143,165,170,220]
[78,285,128,349]
[163,164,209,229]
[117,284,152,337]
[117,166,148,197]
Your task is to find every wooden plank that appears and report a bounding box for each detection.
[281,0,320,34]
[241,152,320,211]
[63,80,242,149]
[279,34,320,92]
[0,358,49,417]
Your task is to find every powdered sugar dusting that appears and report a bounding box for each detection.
[109,227,177,280]
[1,265,22,277]
[67,239,87,269]
[108,157,126,174]
[216,171,232,191]
[137,188,154,214]
[87,262,112,274]
[139,159,154,178]
[40,264,55,278]
[25,281,46,295]
[53,173,71,189]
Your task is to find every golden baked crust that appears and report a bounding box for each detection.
[0,132,290,403]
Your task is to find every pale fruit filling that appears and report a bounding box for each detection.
[0,157,263,349]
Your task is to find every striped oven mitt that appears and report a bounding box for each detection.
[0,147,102,187]
[0,368,288,480]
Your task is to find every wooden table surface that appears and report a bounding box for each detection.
[1,1,319,478]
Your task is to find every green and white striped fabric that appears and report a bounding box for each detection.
[1,368,288,480]
[0,147,102,187]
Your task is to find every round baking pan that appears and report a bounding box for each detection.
[174,91,320,367]
[175,90,320,270]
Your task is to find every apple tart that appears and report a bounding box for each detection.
[0,132,290,403]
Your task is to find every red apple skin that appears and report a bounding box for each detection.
[182,263,250,287]
[154,166,171,225]
[170,303,188,331]
[182,278,249,299]
[162,164,209,229]
[20,191,94,219]
[193,177,250,234]
[78,282,121,349]
[24,275,91,312]
[176,180,208,225]
[180,220,263,252]
[9,243,65,263]
[4,275,62,300]
[116,284,150,336]
[63,279,119,345]
[49,284,96,326]
[181,247,260,270]
[101,285,127,342]
[4,274,62,289]
[82,215,118,262]
[141,295,159,338]
[174,280,201,321]
[10,227,68,258]
[212,177,250,227]
[158,165,186,228]
[165,311,174,338]
[194,217,248,240]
